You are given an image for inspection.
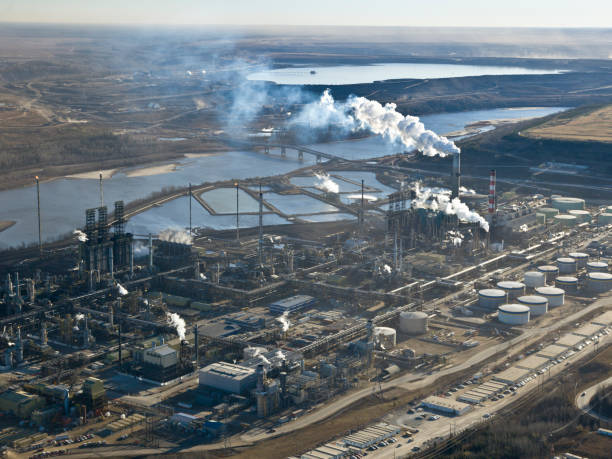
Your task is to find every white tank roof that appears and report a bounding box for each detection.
[557,257,576,264]
[497,281,526,289]
[517,295,548,305]
[374,327,396,335]
[478,289,506,298]
[568,252,588,258]
[400,311,428,319]
[587,272,612,280]
[536,286,565,296]
[587,261,608,267]
[525,271,544,277]
[552,197,584,204]
[537,265,558,272]
[498,304,530,314]
[554,214,577,220]
[556,276,578,283]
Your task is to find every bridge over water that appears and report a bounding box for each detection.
[230,140,346,163]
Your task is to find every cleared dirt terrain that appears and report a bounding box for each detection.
[525,104,612,143]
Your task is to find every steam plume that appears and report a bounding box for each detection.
[159,228,192,245]
[166,312,186,340]
[116,283,128,296]
[314,172,339,193]
[412,183,489,231]
[294,90,460,157]
[75,313,85,322]
[276,311,291,333]
[73,230,88,242]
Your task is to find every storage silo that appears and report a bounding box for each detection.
[557,257,577,274]
[587,261,609,273]
[539,207,559,219]
[373,327,397,349]
[586,272,612,294]
[568,210,591,223]
[496,281,526,300]
[568,252,589,269]
[551,197,585,212]
[536,213,546,225]
[517,295,548,316]
[607,205,612,213]
[399,311,428,335]
[556,276,578,293]
[535,286,565,307]
[497,304,530,325]
[478,289,507,309]
[598,213,612,225]
[524,271,546,288]
[554,214,578,228]
[537,265,559,283]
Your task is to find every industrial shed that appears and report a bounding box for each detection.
[493,366,530,385]
[421,396,472,416]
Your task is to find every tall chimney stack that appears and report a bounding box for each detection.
[451,153,461,199]
[488,169,496,215]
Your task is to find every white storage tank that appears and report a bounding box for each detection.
[537,265,559,283]
[557,257,577,274]
[553,214,578,228]
[496,281,526,300]
[568,210,591,223]
[598,213,612,226]
[498,304,530,325]
[517,295,548,316]
[587,261,609,273]
[556,276,578,293]
[373,327,397,349]
[551,197,585,212]
[538,207,559,219]
[399,311,428,335]
[568,252,589,269]
[478,289,507,309]
[535,286,565,307]
[524,271,546,288]
[586,272,612,294]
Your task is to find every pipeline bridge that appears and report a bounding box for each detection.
[229,140,346,163]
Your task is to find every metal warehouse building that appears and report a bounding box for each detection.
[199,362,257,394]
[269,295,316,314]
[421,396,473,416]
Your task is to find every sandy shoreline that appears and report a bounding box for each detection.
[0,221,16,233]
[124,163,179,177]
[66,168,117,180]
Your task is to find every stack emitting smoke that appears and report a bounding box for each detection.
[412,183,489,232]
[314,172,339,194]
[488,169,496,216]
[159,228,193,245]
[166,312,186,340]
[276,311,291,333]
[116,283,128,296]
[73,230,88,242]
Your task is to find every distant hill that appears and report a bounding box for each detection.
[523,104,612,143]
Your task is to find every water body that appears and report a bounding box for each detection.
[248,63,564,85]
[0,107,566,248]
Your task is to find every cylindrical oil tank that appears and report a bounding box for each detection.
[539,207,559,219]
[478,289,507,309]
[496,281,526,300]
[498,304,530,325]
[587,261,608,273]
[568,252,589,269]
[598,213,612,226]
[524,271,546,288]
[535,286,565,307]
[568,210,591,223]
[517,295,548,316]
[536,213,546,225]
[556,276,578,293]
[399,311,428,335]
[537,265,559,283]
[586,272,612,294]
[551,197,585,212]
[554,214,578,228]
[373,327,397,349]
[557,257,577,274]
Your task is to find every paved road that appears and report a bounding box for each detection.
[575,374,612,423]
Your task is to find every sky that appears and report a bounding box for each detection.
[1,0,611,28]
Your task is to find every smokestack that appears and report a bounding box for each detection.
[41,322,48,346]
[451,153,461,199]
[129,240,134,277]
[16,327,23,363]
[194,324,199,369]
[256,364,266,392]
[488,169,496,215]
[148,233,153,271]
[189,183,192,237]
[235,181,240,242]
[361,179,365,228]
[109,247,114,278]
[99,172,104,207]
[258,183,263,267]
[6,273,13,296]
[35,176,42,257]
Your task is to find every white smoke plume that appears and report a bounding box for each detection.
[257,354,271,365]
[73,230,88,242]
[314,172,340,193]
[412,183,489,232]
[294,90,460,157]
[519,224,529,232]
[116,283,128,296]
[200,273,207,281]
[75,313,85,322]
[276,311,291,333]
[383,264,392,274]
[133,241,148,256]
[159,228,192,245]
[274,349,286,361]
[166,312,186,340]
